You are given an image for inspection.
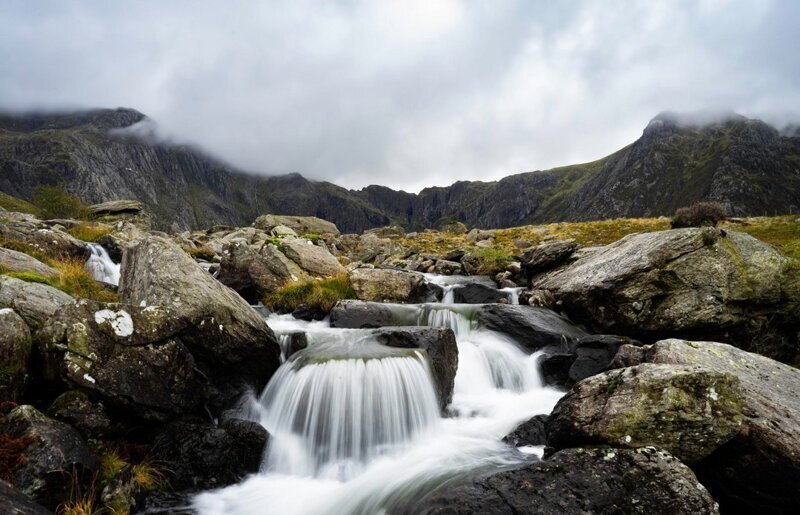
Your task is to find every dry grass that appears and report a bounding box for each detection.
[67,224,113,243]
[265,274,356,313]
[132,460,169,491]
[1,258,118,302]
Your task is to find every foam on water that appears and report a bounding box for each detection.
[84,243,120,285]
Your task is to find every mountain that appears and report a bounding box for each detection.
[0,108,798,232]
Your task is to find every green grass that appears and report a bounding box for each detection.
[67,224,113,243]
[0,258,118,302]
[0,191,38,214]
[264,274,356,313]
[302,233,324,243]
[471,247,514,275]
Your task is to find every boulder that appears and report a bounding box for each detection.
[217,241,309,302]
[253,214,340,236]
[365,226,406,238]
[432,260,462,275]
[0,248,57,278]
[546,364,744,464]
[538,353,576,388]
[567,334,637,383]
[534,228,797,360]
[0,276,75,331]
[119,236,281,407]
[0,219,86,259]
[453,283,510,304]
[0,405,98,510]
[417,447,719,515]
[88,200,143,216]
[349,267,428,303]
[47,390,112,438]
[373,327,458,410]
[280,237,345,276]
[0,309,32,402]
[0,480,51,515]
[439,221,468,234]
[520,239,579,282]
[152,418,268,492]
[477,304,587,351]
[329,300,407,328]
[518,289,555,308]
[466,229,494,242]
[609,339,800,513]
[270,224,297,237]
[502,415,548,447]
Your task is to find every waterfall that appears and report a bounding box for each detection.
[84,243,120,285]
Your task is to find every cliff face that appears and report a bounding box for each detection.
[0,108,798,232]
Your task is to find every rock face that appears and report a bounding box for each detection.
[0,276,75,330]
[1,405,98,510]
[280,237,345,276]
[218,241,309,302]
[151,418,268,492]
[0,248,57,278]
[0,212,87,258]
[349,267,428,303]
[477,304,587,351]
[373,327,458,410]
[254,214,340,236]
[417,447,719,515]
[610,339,800,513]
[0,480,51,515]
[0,308,32,402]
[534,228,797,360]
[547,364,744,464]
[119,236,281,407]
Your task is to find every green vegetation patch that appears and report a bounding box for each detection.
[265,274,356,314]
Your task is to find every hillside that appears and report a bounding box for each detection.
[0,108,798,232]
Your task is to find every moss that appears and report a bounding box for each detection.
[264,274,356,313]
[606,371,625,395]
[302,233,324,243]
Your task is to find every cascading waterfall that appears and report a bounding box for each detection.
[84,243,120,285]
[195,275,565,515]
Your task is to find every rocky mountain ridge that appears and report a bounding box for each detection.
[1,108,798,232]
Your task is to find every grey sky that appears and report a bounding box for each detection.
[1,0,799,192]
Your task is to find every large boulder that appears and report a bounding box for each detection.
[0,405,98,510]
[280,237,345,276]
[0,217,87,259]
[610,339,800,513]
[88,199,143,216]
[546,364,744,464]
[0,309,32,402]
[0,480,50,515]
[477,304,587,351]
[119,236,281,407]
[217,241,309,302]
[329,300,408,328]
[253,214,340,236]
[417,447,719,515]
[0,248,57,278]
[534,228,798,360]
[520,239,579,283]
[349,267,428,303]
[538,334,639,388]
[0,276,75,330]
[373,327,458,410]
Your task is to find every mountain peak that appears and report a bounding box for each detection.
[0,107,145,132]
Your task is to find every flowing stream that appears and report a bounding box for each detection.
[194,276,565,515]
[85,243,121,285]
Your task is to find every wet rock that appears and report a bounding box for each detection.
[152,418,268,492]
[329,300,406,328]
[538,353,576,388]
[417,447,719,515]
[0,248,57,278]
[568,334,639,384]
[120,236,281,408]
[217,240,309,302]
[546,364,744,464]
[0,309,32,402]
[280,237,345,276]
[453,283,510,304]
[291,304,327,321]
[253,214,340,236]
[503,415,548,447]
[609,339,800,513]
[1,405,98,511]
[518,289,555,308]
[0,480,50,515]
[350,267,428,303]
[477,304,587,351]
[0,276,75,331]
[373,327,458,410]
[46,390,112,438]
[534,228,797,361]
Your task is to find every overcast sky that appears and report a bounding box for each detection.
[1,0,799,192]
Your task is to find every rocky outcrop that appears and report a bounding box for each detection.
[373,327,458,410]
[254,214,340,236]
[217,240,309,302]
[610,339,800,513]
[520,239,579,284]
[534,228,798,361]
[0,213,86,258]
[0,405,98,510]
[0,248,57,278]
[546,364,744,464]
[88,200,143,216]
[477,304,587,351]
[0,309,32,402]
[0,276,75,330]
[280,237,345,276]
[47,391,112,438]
[119,236,281,407]
[417,447,719,514]
[349,267,428,303]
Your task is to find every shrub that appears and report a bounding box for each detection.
[472,247,513,275]
[671,202,728,228]
[32,184,88,220]
[67,225,113,243]
[264,274,356,314]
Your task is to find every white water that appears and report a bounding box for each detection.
[195,276,564,515]
[84,243,120,285]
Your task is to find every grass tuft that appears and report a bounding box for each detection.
[471,247,514,275]
[1,258,118,302]
[67,225,113,243]
[264,274,356,313]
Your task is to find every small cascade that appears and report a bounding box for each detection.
[84,243,120,285]
[500,286,525,305]
[277,334,293,363]
[416,304,478,339]
[257,350,440,480]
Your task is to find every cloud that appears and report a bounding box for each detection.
[1,0,798,191]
